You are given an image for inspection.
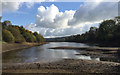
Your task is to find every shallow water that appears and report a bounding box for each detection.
[3,42,100,63]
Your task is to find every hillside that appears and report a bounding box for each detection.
[1,20,45,43]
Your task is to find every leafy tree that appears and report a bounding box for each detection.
[46,17,120,46]
[33,32,45,42]
[22,32,36,42]
[2,21,12,29]
[2,29,15,43]
[1,20,45,43]
[98,20,115,41]
[7,26,26,43]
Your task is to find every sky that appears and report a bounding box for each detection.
[1,0,119,38]
[2,2,83,26]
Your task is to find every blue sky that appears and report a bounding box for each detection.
[2,2,83,26]
[1,2,118,37]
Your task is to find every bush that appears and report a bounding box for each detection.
[2,29,15,43]
[7,26,26,43]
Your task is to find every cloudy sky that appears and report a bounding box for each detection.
[1,0,119,38]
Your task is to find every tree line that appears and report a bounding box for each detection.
[1,20,45,43]
[65,17,120,46]
[46,16,120,46]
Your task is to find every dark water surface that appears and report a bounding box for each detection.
[3,42,100,63]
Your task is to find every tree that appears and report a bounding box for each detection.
[2,21,12,29]
[33,32,45,42]
[98,20,115,41]
[7,26,26,43]
[2,29,15,43]
[22,32,36,42]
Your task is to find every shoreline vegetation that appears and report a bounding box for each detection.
[1,20,46,53]
[1,20,45,44]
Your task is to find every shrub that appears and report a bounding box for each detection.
[2,29,15,43]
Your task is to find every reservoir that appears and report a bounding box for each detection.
[3,42,100,63]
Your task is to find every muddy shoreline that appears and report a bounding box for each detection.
[2,59,120,74]
[2,42,47,53]
[49,46,120,51]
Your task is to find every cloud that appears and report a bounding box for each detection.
[68,2,118,26]
[25,2,118,37]
[25,22,99,38]
[25,2,34,8]
[1,0,54,13]
[36,4,75,28]
[36,2,118,28]
[1,0,118,37]
[2,2,22,12]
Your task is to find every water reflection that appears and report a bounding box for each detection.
[3,42,99,63]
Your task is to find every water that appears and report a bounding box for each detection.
[3,42,99,63]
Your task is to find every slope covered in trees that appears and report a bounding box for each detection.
[1,20,45,43]
[46,17,120,47]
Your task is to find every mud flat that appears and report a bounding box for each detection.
[50,46,120,63]
[49,46,120,51]
[2,59,120,74]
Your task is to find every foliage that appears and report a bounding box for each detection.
[2,29,15,43]
[2,20,45,43]
[33,32,45,42]
[65,17,120,46]
[22,32,36,42]
[2,21,12,29]
[6,25,26,43]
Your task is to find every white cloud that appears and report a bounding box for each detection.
[25,2,34,8]
[68,2,118,26]
[1,0,54,13]
[25,23,99,38]
[26,2,118,37]
[2,2,22,12]
[36,4,75,28]
[1,0,118,37]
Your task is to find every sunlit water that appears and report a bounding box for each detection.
[3,42,100,63]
